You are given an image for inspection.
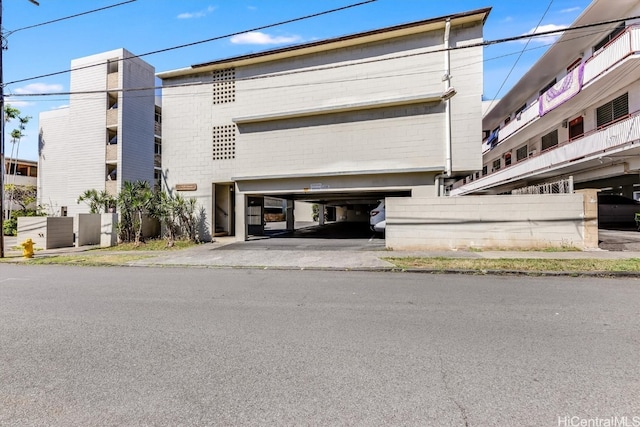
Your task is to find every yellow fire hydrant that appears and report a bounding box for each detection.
[21,238,34,258]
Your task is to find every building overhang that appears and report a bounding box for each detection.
[232,93,443,124]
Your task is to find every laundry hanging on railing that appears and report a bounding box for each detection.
[539,64,584,116]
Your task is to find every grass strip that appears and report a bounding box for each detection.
[15,254,154,266]
[384,257,640,272]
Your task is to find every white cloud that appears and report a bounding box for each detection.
[230,31,302,45]
[4,99,32,108]
[560,7,581,13]
[520,24,567,44]
[13,83,63,95]
[177,6,216,19]
[247,6,257,11]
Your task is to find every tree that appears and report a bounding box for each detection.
[4,106,31,219]
[117,180,153,246]
[4,184,36,211]
[77,189,115,214]
[150,190,200,247]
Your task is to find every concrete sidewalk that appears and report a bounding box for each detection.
[3,235,640,272]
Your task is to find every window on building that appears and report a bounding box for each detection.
[504,152,512,167]
[492,158,501,172]
[155,112,161,124]
[516,145,528,162]
[541,129,559,151]
[482,165,488,176]
[569,116,584,139]
[155,141,162,155]
[593,22,625,53]
[539,78,557,96]
[475,172,480,180]
[504,116,511,125]
[596,92,628,128]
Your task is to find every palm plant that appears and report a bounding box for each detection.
[77,189,115,214]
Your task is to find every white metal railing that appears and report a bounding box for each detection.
[498,99,540,141]
[512,177,573,195]
[583,28,632,82]
[494,26,639,148]
[453,113,640,195]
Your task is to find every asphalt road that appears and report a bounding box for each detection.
[1,265,639,426]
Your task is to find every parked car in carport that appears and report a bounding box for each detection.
[598,194,640,228]
[370,200,385,233]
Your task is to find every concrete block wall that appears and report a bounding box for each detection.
[161,18,484,241]
[385,194,592,250]
[120,50,156,186]
[75,214,101,246]
[17,217,74,250]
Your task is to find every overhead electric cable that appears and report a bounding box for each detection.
[485,0,554,112]
[5,0,377,86]
[3,0,137,37]
[5,18,625,99]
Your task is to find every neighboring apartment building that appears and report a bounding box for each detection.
[39,48,160,216]
[3,158,37,215]
[452,0,640,199]
[158,8,489,241]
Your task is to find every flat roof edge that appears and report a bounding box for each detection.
[158,7,491,79]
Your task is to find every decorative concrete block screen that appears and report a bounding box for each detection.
[385,193,595,250]
[17,217,74,250]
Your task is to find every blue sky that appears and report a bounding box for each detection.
[2,0,592,161]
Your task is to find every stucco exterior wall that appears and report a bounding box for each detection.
[385,194,593,250]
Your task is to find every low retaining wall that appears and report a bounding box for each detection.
[17,217,74,250]
[385,191,598,250]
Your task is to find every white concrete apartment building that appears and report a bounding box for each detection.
[452,0,640,199]
[39,48,160,216]
[158,8,489,241]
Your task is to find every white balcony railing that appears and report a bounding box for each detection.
[493,26,640,148]
[453,112,640,195]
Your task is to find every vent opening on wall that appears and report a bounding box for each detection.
[213,124,236,160]
[212,68,236,105]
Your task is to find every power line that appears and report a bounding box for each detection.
[5,0,377,86]
[5,9,631,93]
[484,0,555,115]
[5,20,620,100]
[3,0,137,37]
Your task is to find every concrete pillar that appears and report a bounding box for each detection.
[622,184,634,199]
[100,213,118,248]
[286,200,295,231]
[235,189,247,241]
[318,203,325,226]
[575,189,599,250]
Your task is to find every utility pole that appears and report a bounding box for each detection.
[0,0,39,258]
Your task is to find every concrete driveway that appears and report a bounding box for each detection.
[598,228,640,251]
